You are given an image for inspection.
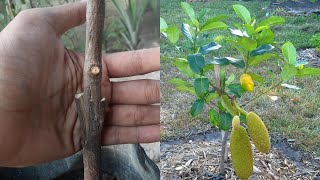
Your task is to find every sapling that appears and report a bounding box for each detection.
[161,2,320,179]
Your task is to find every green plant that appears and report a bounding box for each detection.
[112,0,149,50]
[103,20,127,52]
[161,2,320,179]
[310,33,320,51]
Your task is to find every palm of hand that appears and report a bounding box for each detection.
[0,11,90,166]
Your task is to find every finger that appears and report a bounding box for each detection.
[43,1,86,35]
[102,125,160,145]
[105,105,160,126]
[102,47,160,78]
[109,80,160,104]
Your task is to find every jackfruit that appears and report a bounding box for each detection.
[246,112,270,153]
[240,74,254,92]
[230,116,253,180]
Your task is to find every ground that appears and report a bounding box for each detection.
[161,131,320,179]
[160,0,320,179]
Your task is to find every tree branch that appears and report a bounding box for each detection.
[74,0,106,179]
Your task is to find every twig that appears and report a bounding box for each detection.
[74,0,106,179]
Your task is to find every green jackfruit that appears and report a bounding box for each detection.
[247,112,270,153]
[230,116,253,180]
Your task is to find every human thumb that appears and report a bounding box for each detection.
[44,1,87,35]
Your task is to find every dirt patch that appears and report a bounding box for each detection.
[298,48,320,67]
[161,130,320,179]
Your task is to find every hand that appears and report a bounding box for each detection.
[0,1,160,167]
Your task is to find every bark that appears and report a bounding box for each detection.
[214,65,229,176]
[75,0,106,179]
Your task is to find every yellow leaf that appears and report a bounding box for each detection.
[240,74,254,92]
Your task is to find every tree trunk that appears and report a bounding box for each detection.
[213,65,229,176]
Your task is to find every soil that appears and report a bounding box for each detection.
[297,48,320,67]
[160,130,320,180]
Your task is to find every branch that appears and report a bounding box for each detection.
[74,0,106,179]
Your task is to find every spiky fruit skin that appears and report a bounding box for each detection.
[247,112,270,153]
[230,125,253,180]
[232,116,241,129]
[240,74,254,92]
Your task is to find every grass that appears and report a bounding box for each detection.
[160,0,320,155]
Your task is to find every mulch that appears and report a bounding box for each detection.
[160,135,320,179]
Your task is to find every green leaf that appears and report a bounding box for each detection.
[257,16,285,28]
[194,77,209,98]
[233,4,251,24]
[166,25,179,44]
[209,109,219,126]
[220,69,226,90]
[244,23,255,36]
[199,42,222,54]
[207,57,245,68]
[218,99,226,112]
[218,112,233,131]
[250,44,274,56]
[205,91,219,102]
[281,64,298,81]
[181,2,199,27]
[181,23,194,43]
[197,9,210,21]
[297,67,320,77]
[176,85,196,95]
[203,64,215,73]
[200,21,227,32]
[187,54,205,74]
[282,42,296,65]
[191,99,205,117]
[239,37,257,52]
[231,59,246,69]
[173,60,195,78]
[247,72,265,84]
[169,78,191,86]
[257,29,274,46]
[248,53,277,66]
[227,84,245,97]
[205,15,229,23]
[254,26,270,33]
[221,95,237,115]
[207,57,230,65]
[225,73,235,85]
[160,17,168,32]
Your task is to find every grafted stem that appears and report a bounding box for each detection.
[74,0,106,179]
